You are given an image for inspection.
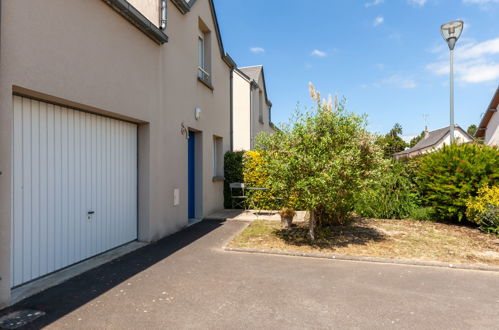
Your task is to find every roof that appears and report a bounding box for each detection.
[237,66,272,106]
[239,66,262,82]
[476,86,499,138]
[394,125,472,156]
[171,0,235,68]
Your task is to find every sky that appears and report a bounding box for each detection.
[214,0,499,140]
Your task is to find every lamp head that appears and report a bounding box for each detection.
[440,20,464,50]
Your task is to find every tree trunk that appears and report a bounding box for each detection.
[309,211,316,241]
[280,215,293,229]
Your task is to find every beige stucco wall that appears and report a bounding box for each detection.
[232,71,251,151]
[232,68,275,151]
[129,0,160,26]
[0,0,230,307]
[484,109,499,146]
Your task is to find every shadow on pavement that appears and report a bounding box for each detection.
[0,219,225,330]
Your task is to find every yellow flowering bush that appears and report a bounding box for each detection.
[466,185,499,225]
[243,151,281,210]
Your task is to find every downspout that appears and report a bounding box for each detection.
[249,83,253,150]
[160,0,167,30]
[229,69,234,151]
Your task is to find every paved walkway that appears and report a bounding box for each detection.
[2,220,499,329]
[206,209,308,222]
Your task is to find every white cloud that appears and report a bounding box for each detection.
[408,0,427,6]
[250,47,265,54]
[426,37,499,83]
[365,0,384,7]
[311,49,327,57]
[363,74,417,89]
[373,16,384,26]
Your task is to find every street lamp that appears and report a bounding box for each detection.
[440,20,464,144]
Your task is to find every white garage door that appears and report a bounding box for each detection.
[11,95,138,287]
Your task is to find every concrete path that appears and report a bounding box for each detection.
[206,209,308,222]
[2,220,499,329]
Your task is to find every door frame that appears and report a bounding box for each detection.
[187,130,203,220]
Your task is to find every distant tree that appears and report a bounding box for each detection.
[378,123,407,158]
[467,124,477,137]
[409,130,426,148]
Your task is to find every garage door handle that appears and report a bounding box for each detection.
[88,211,95,215]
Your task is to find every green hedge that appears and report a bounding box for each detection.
[355,160,419,219]
[416,143,499,222]
[223,151,245,208]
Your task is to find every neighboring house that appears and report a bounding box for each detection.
[476,87,499,146]
[0,0,235,307]
[393,125,473,159]
[232,65,275,151]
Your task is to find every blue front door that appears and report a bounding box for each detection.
[188,131,196,219]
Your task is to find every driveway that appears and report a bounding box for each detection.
[2,220,499,329]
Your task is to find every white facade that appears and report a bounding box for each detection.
[476,87,499,146]
[484,110,499,146]
[232,66,275,151]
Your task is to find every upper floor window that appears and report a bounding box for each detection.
[198,19,212,86]
[198,35,207,78]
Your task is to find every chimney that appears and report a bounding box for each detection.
[424,126,430,139]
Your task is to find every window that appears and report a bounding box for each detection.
[197,19,211,85]
[213,136,223,178]
[198,36,208,80]
[259,90,264,123]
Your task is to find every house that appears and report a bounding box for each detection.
[0,0,235,307]
[393,125,473,159]
[232,65,275,151]
[475,87,499,146]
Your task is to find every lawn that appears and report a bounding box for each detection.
[228,219,499,266]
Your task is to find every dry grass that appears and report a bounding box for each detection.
[228,219,499,266]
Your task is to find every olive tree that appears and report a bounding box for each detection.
[255,84,384,239]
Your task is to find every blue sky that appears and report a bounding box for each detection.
[215,0,499,139]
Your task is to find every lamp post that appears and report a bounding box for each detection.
[440,20,464,144]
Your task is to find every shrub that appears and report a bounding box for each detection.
[416,143,499,222]
[255,83,384,239]
[477,206,499,235]
[407,207,437,222]
[355,160,419,219]
[223,151,245,208]
[243,151,280,210]
[466,185,499,234]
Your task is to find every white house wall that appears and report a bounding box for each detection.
[232,68,275,151]
[484,110,499,146]
[433,129,472,150]
[232,72,251,151]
